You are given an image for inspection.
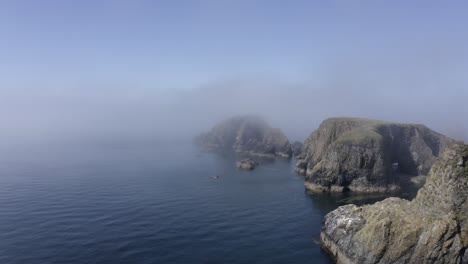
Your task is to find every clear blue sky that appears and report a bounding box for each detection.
[1,0,467,90]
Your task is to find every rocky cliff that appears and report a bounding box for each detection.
[195,116,292,158]
[295,117,454,193]
[320,143,468,264]
[291,141,304,157]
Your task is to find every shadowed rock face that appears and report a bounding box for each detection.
[320,143,468,264]
[296,117,454,193]
[291,141,304,157]
[195,116,292,158]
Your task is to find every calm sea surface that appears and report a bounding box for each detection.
[0,141,399,264]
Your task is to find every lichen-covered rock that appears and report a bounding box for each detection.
[236,158,259,170]
[195,116,292,158]
[320,143,468,264]
[296,117,454,193]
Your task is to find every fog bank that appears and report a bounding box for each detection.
[1,74,466,146]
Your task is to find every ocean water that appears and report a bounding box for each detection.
[0,141,391,264]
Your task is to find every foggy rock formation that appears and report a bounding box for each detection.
[195,115,292,158]
[320,143,468,264]
[291,141,304,157]
[236,158,259,170]
[295,117,454,193]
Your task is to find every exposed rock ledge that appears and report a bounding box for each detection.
[320,143,468,264]
[195,115,292,158]
[296,117,454,193]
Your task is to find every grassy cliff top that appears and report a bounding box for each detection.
[322,117,424,127]
[322,117,435,146]
[333,127,383,146]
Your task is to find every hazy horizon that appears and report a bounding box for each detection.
[0,2,467,263]
[1,1,467,144]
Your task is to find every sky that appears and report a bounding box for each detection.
[0,0,467,143]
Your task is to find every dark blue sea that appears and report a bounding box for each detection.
[0,141,396,264]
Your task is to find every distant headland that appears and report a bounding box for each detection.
[194,115,293,159]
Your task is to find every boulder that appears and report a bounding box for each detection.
[236,158,259,170]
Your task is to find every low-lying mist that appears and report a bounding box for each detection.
[1,72,466,147]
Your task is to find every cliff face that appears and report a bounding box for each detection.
[195,116,292,158]
[296,117,454,193]
[320,143,468,264]
[291,141,304,157]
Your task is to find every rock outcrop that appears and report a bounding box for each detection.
[291,141,304,157]
[236,158,259,170]
[195,116,292,158]
[296,117,454,193]
[320,143,468,264]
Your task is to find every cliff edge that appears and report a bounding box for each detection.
[320,143,468,264]
[296,117,454,193]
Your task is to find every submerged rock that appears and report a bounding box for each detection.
[236,158,259,170]
[195,115,292,158]
[296,117,454,193]
[320,143,468,264]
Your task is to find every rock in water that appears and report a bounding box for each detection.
[320,143,468,264]
[195,115,292,158]
[236,158,259,170]
[296,117,454,193]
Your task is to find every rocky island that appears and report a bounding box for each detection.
[195,115,293,158]
[320,143,468,264]
[295,117,454,193]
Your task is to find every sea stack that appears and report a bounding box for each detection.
[295,117,454,193]
[320,143,468,264]
[195,115,292,158]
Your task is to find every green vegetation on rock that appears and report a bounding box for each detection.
[296,117,454,193]
[320,143,468,264]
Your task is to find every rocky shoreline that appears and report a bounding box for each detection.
[320,143,468,264]
[196,115,466,263]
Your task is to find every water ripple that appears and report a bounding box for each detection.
[0,143,334,264]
